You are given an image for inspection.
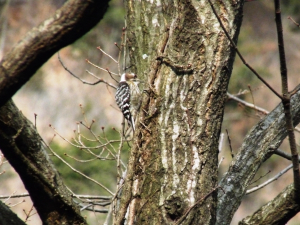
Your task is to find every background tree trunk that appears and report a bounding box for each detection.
[116,1,244,224]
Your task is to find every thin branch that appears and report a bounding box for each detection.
[226,129,234,159]
[246,164,292,194]
[23,205,36,223]
[227,92,300,133]
[248,170,271,186]
[287,16,300,28]
[71,194,111,200]
[274,0,300,197]
[46,142,114,196]
[97,46,118,63]
[0,193,30,199]
[0,0,111,108]
[274,148,300,162]
[8,199,25,208]
[218,156,225,168]
[58,52,117,89]
[208,0,282,99]
[227,92,268,115]
[85,58,119,77]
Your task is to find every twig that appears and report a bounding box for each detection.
[85,59,119,77]
[247,85,256,111]
[287,16,300,28]
[0,193,29,199]
[3,191,17,203]
[227,92,268,115]
[46,142,114,196]
[58,52,117,89]
[273,148,300,162]
[227,92,300,133]
[218,156,225,168]
[71,194,111,200]
[24,205,36,222]
[246,164,292,194]
[104,203,113,225]
[248,170,271,186]
[75,201,109,213]
[97,46,118,64]
[226,129,234,159]
[8,199,25,208]
[34,113,37,129]
[218,133,224,153]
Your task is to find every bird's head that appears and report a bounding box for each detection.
[120,73,137,82]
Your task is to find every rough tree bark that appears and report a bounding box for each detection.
[217,85,300,225]
[239,184,300,225]
[0,0,110,224]
[116,1,244,224]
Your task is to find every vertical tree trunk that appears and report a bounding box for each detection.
[116,1,244,224]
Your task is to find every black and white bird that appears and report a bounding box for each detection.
[115,73,137,131]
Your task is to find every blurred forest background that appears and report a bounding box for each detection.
[0,0,299,224]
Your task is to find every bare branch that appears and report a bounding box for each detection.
[274,0,300,197]
[246,164,292,194]
[208,0,282,99]
[227,92,268,115]
[227,92,300,133]
[273,148,300,162]
[287,16,300,28]
[58,53,117,89]
[47,143,114,196]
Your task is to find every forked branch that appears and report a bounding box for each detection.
[207,0,282,99]
[274,0,300,197]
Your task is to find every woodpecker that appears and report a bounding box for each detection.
[115,73,137,131]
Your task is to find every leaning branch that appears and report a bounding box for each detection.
[0,0,110,107]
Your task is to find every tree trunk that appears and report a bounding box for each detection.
[116,1,244,224]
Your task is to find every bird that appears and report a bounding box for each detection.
[115,73,137,132]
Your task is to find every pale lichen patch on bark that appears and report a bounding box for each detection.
[172,122,180,188]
